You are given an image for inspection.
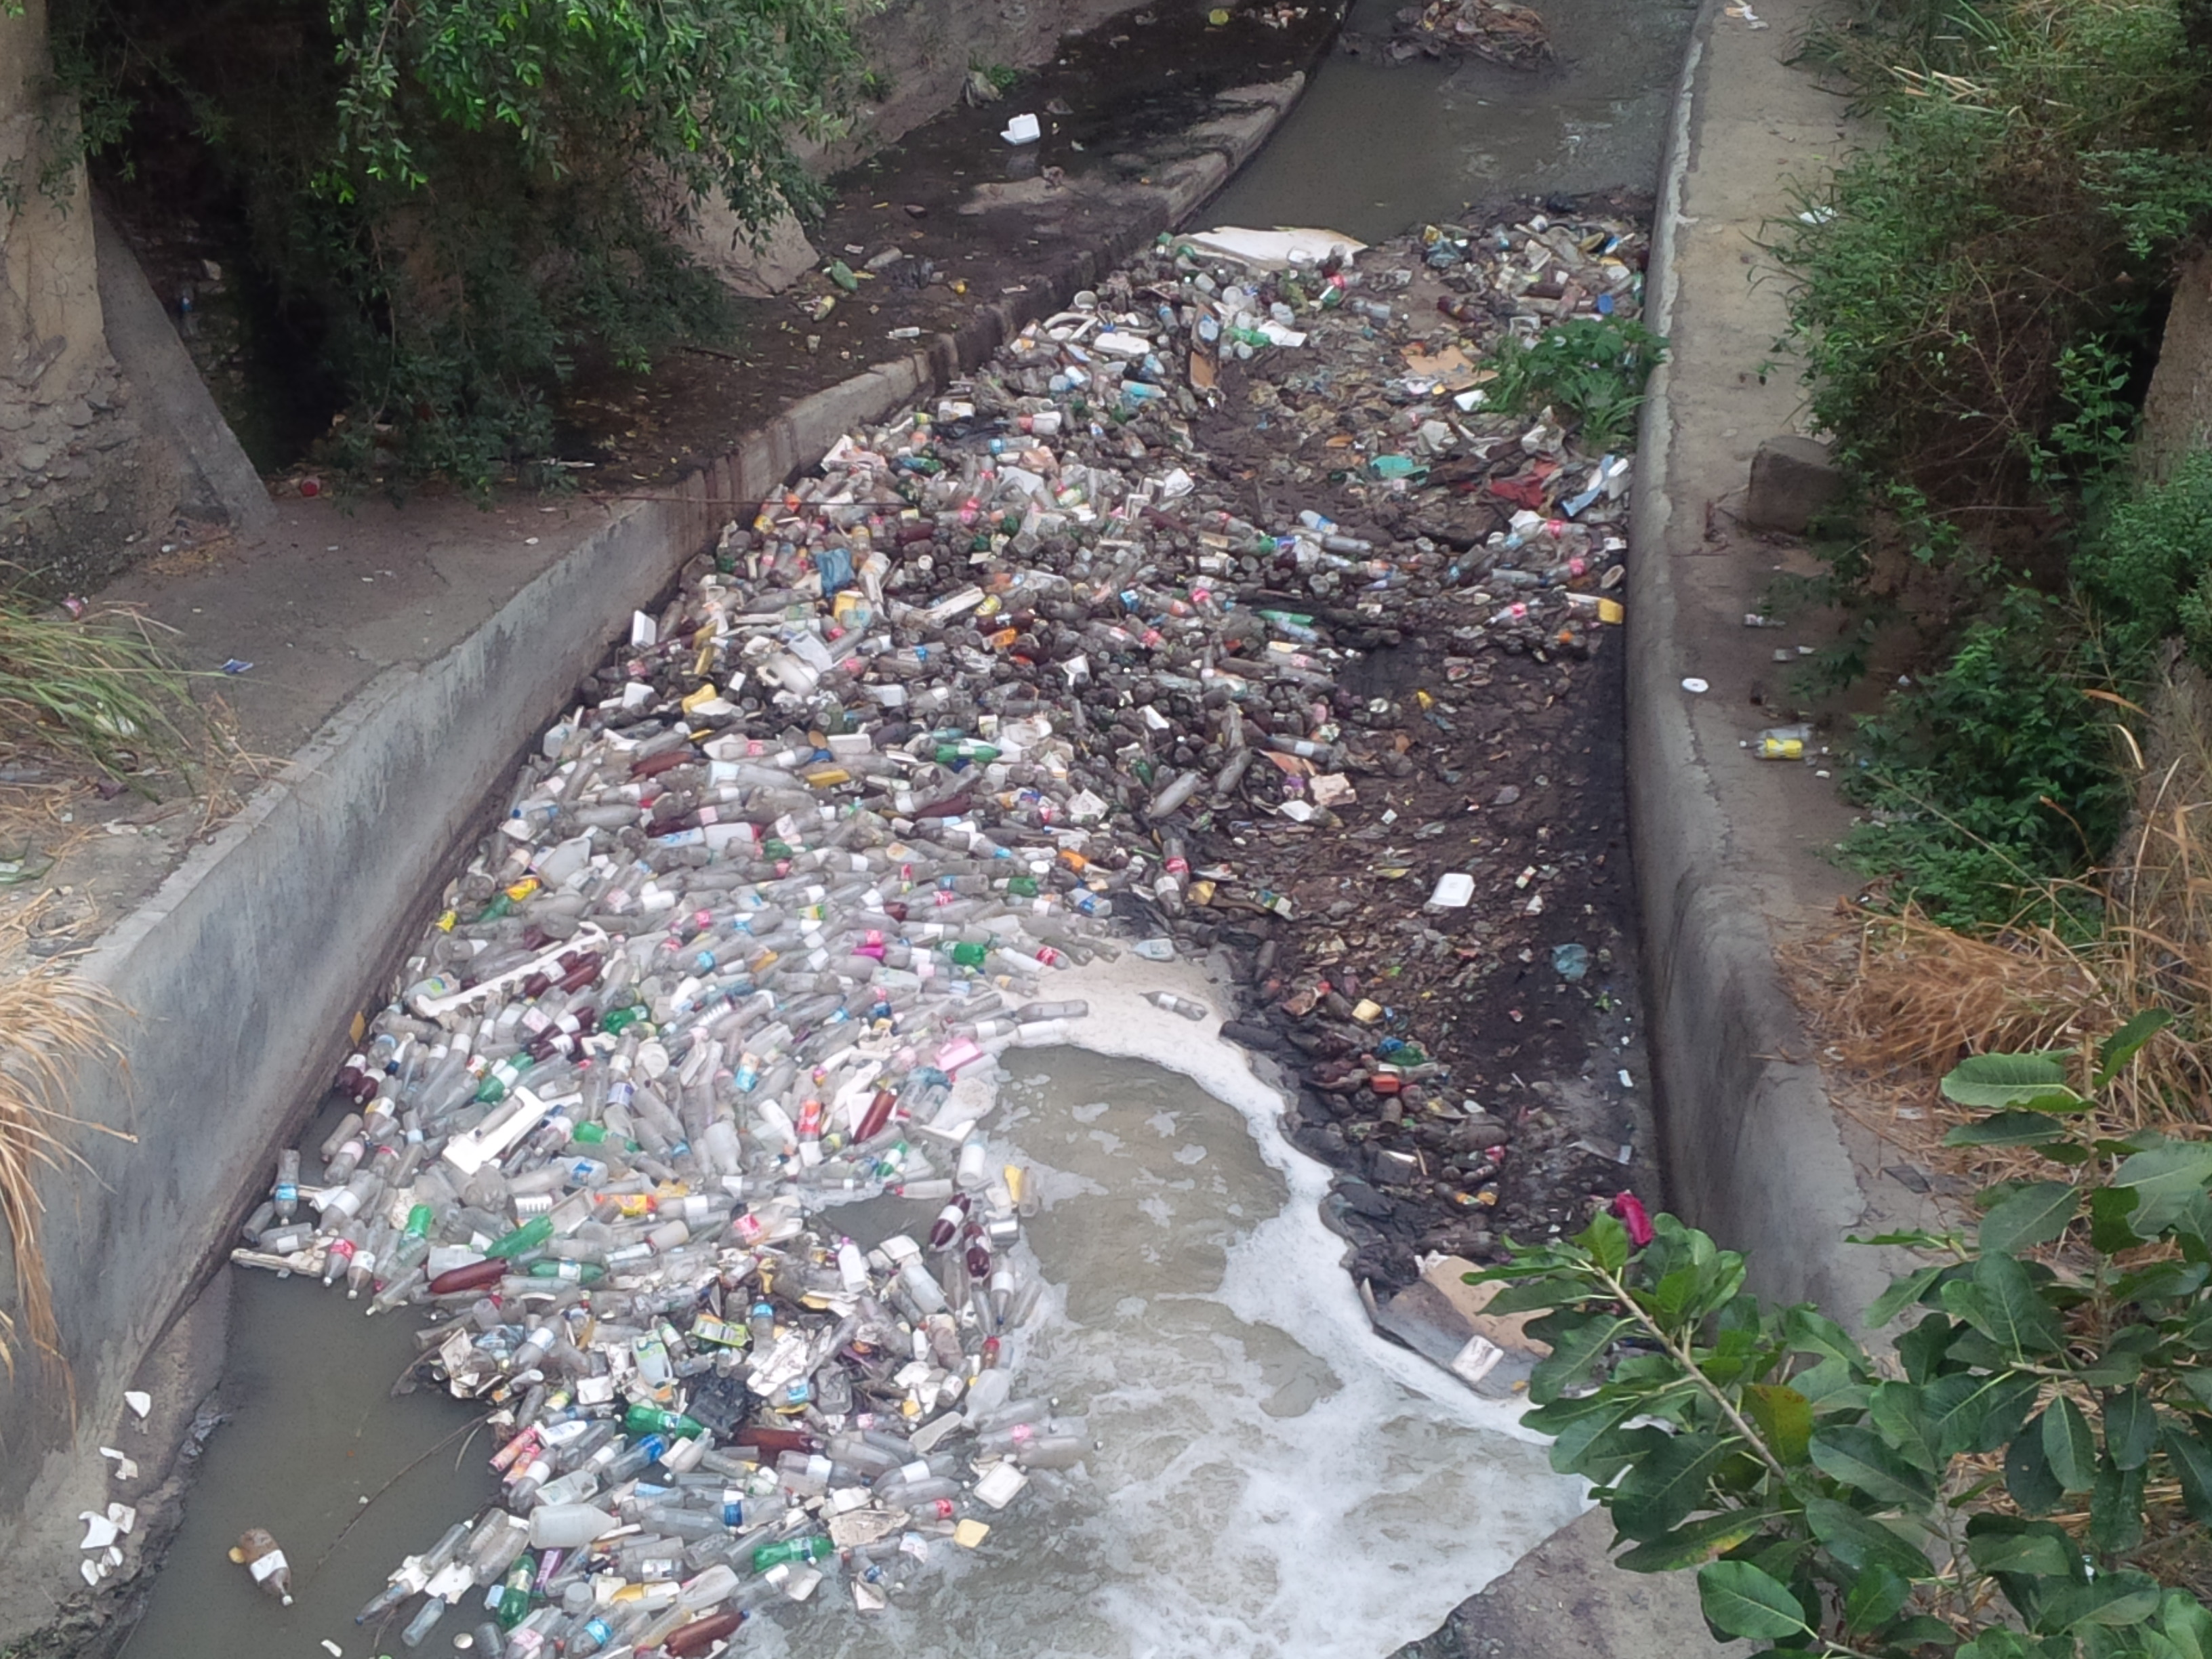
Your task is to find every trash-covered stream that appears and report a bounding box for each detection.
[122,1033,1580,1659]
[103,163,1662,1659]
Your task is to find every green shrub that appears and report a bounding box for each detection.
[2076,450,2212,683]
[1480,1019,2212,1658]
[1839,590,2131,928]
[1776,0,2210,535]
[1478,316,1666,451]
[50,0,865,493]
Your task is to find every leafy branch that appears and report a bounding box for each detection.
[1484,1012,2212,1657]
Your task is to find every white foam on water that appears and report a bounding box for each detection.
[743,951,1586,1659]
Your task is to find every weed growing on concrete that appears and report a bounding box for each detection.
[1815,657,2212,1132]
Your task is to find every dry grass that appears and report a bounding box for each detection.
[0,600,207,784]
[0,897,131,1392]
[1791,661,2212,1155]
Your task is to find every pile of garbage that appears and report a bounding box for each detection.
[230,200,1648,1652]
[1394,0,1555,68]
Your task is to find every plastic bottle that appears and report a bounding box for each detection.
[528,1503,617,1550]
[750,1535,832,1573]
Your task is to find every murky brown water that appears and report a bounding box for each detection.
[1205,0,1697,242]
[121,1049,1579,1659]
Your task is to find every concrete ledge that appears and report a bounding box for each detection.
[0,69,1318,1643]
[1627,0,1930,1315]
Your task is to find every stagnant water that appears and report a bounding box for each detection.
[1207,0,1697,243]
[125,959,1584,1659]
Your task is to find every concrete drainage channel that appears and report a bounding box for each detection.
[0,56,1323,1650]
[0,0,1737,1654]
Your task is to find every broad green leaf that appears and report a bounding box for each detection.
[1870,1381,1941,1472]
[2008,1414,2065,1515]
[2107,1387,2158,1470]
[1802,1496,1930,1579]
[2090,1457,2146,1555]
[1793,1354,1872,1410]
[1520,1387,1634,1434]
[1866,1265,1944,1329]
[1527,1314,1629,1406]
[1942,1051,2078,1109]
[1454,1277,1566,1317]
[1612,1433,1734,1543]
[2114,1261,2209,1306]
[1925,1369,2040,1458]
[1613,1509,1763,1573]
[2155,1589,2212,1659]
[1696,1559,1809,1641]
[2095,1008,2174,1088]
[1648,1264,1705,1328]
[2045,1395,2097,1492]
[1730,1530,1813,1586]
[1549,1406,1660,1484]
[1811,1425,1938,1507]
[1980,1181,2081,1254]
[2074,1359,2150,1400]
[1896,1312,1962,1385]
[1578,1208,1630,1274]
[2177,1193,2212,1261]
[1889,1616,1963,1647]
[2112,1143,2212,1237]
[2039,1574,2163,1633]
[1744,1384,1814,1465]
[1784,1306,1864,1366]
[1843,1560,1911,1633]
[1969,1528,2074,1576]
[1944,1252,2065,1359]
[2164,1422,2212,1523]
[1851,1227,1968,1249]
[1946,1111,2074,1149]
[1957,1634,2039,1659]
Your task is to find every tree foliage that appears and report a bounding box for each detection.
[51,0,865,489]
[1483,1012,2212,1656]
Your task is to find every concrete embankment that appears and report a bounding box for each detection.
[1623,0,1939,1319]
[0,62,1315,1645]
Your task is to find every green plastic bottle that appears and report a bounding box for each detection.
[933,740,1000,764]
[1004,875,1040,898]
[623,1401,705,1440]
[484,1216,553,1260]
[943,940,987,969]
[490,1555,535,1629]
[571,1121,641,1151]
[751,1536,833,1573]
[474,1053,533,1104]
